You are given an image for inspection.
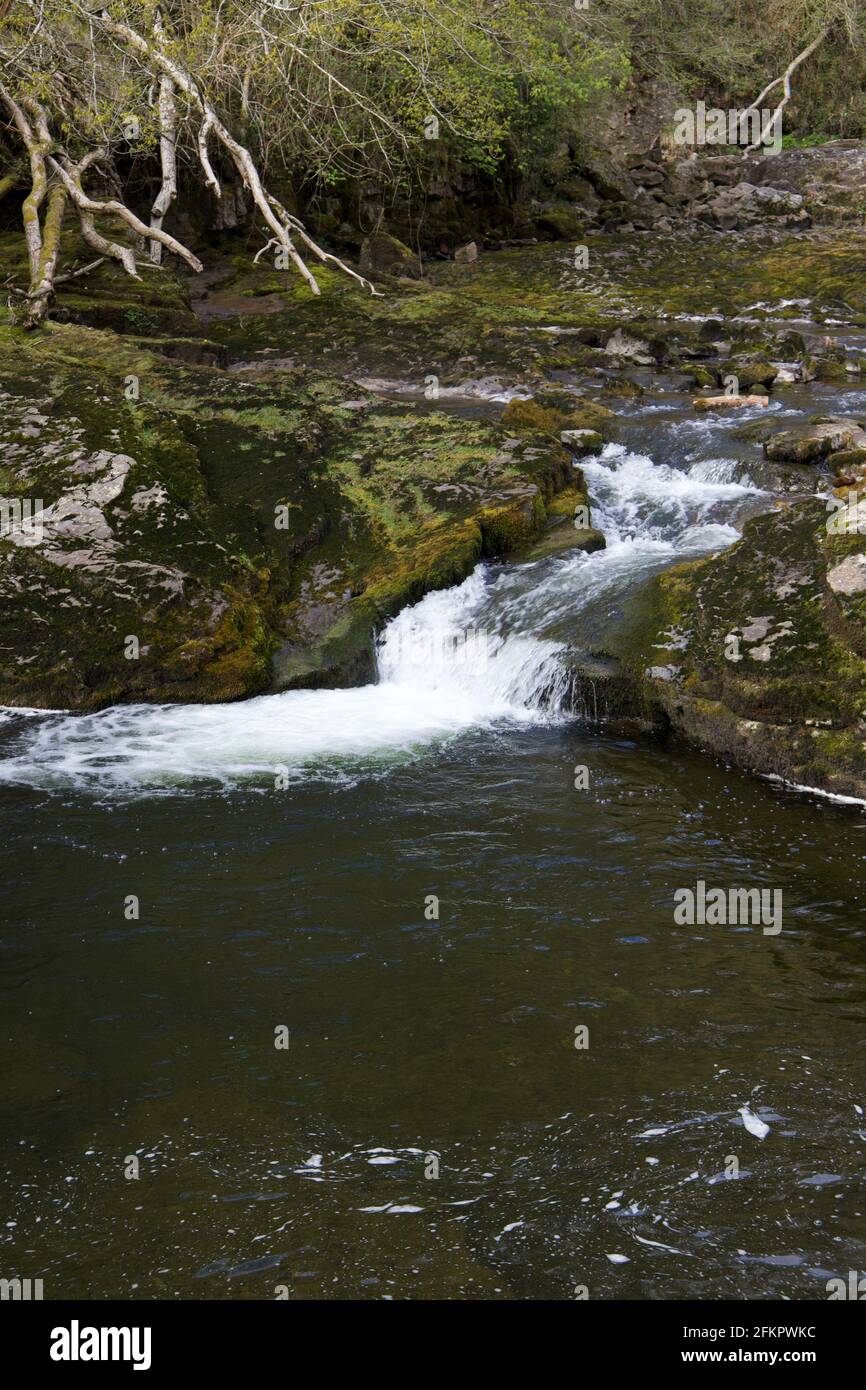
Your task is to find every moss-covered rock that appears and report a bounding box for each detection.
[687,364,720,389]
[600,375,644,398]
[502,393,617,439]
[522,480,606,561]
[764,417,866,464]
[623,496,866,798]
[533,204,586,241]
[726,359,778,390]
[0,319,575,708]
[359,231,422,280]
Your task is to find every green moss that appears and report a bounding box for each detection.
[502,393,616,439]
[0,314,577,706]
[615,496,866,796]
[478,493,546,554]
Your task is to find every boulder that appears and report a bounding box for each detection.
[560,428,604,456]
[688,365,720,389]
[665,159,712,203]
[830,447,866,478]
[826,553,866,596]
[726,360,779,390]
[551,172,602,214]
[698,155,745,187]
[533,204,585,241]
[625,496,866,798]
[802,350,857,383]
[454,240,479,263]
[696,182,807,230]
[603,327,657,365]
[751,142,866,225]
[359,231,422,279]
[580,155,637,205]
[764,418,866,465]
[601,375,644,398]
[502,392,616,439]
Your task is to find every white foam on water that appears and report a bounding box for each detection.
[762,773,866,809]
[584,445,757,541]
[0,444,764,791]
[0,570,566,792]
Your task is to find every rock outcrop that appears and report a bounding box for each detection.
[696,181,808,231]
[763,418,866,466]
[359,231,423,280]
[626,493,866,799]
[0,318,581,709]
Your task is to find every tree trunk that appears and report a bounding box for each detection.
[149,72,177,264]
[23,178,67,327]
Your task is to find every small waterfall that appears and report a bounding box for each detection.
[0,446,763,791]
[375,569,571,718]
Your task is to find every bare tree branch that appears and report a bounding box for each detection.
[740,30,828,154]
[91,6,377,296]
[149,72,178,263]
[47,150,204,271]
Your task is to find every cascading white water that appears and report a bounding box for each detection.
[0,445,764,790]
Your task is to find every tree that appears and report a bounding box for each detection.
[0,0,616,327]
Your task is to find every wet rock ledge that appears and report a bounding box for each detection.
[0,318,589,710]
[572,466,866,801]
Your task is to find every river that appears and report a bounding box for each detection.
[2,317,866,1300]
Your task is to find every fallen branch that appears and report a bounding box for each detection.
[4,256,106,297]
[54,256,107,285]
[47,151,203,272]
[740,31,828,154]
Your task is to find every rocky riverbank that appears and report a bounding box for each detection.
[0,251,591,709]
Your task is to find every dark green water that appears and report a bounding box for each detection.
[3,364,866,1302]
[2,730,866,1300]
